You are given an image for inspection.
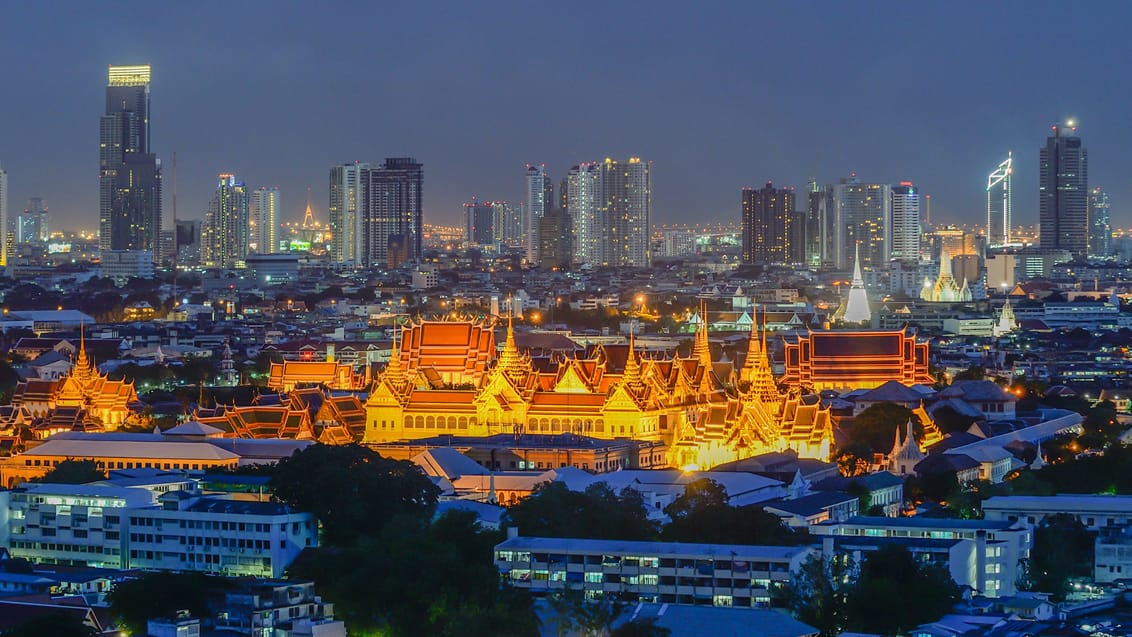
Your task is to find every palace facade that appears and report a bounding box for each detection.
[780,328,933,392]
[364,317,835,469]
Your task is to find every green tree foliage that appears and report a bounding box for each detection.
[953,365,985,381]
[1078,400,1122,450]
[847,403,920,454]
[786,554,854,637]
[931,404,978,435]
[32,459,106,484]
[107,572,233,636]
[0,612,96,637]
[503,481,658,541]
[843,545,960,635]
[1028,513,1094,601]
[832,442,873,478]
[270,444,439,546]
[289,510,538,637]
[660,478,806,545]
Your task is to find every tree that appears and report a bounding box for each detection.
[107,572,231,636]
[289,510,538,637]
[503,481,658,541]
[269,444,439,546]
[953,365,985,381]
[33,459,106,484]
[611,618,671,637]
[843,545,960,635]
[931,404,978,435]
[1,612,96,637]
[1029,513,1094,601]
[787,554,854,637]
[848,403,920,454]
[661,478,805,545]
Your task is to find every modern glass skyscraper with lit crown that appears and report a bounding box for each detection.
[1039,122,1088,259]
[99,64,162,261]
[986,152,1013,246]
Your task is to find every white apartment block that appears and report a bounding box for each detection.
[4,481,316,578]
[495,533,814,609]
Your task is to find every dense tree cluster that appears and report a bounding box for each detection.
[789,546,960,636]
[32,459,106,484]
[1020,513,1094,602]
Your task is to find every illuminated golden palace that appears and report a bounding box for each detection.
[364,317,833,469]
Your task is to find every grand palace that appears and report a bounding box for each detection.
[363,316,835,469]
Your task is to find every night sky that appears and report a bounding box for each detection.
[2,1,1131,232]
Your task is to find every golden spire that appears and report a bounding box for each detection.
[693,300,712,368]
[623,331,642,386]
[383,322,406,384]
[496,310,523,377]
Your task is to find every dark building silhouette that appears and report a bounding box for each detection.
[360,157,423,267]
[1039,122,1088,259]
[741,181,797,265]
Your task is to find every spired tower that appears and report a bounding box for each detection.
[840,244,872,324]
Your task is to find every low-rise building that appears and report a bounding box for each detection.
[811,516,1031,598]
[494,532,815,608]
[983,494,1132,531]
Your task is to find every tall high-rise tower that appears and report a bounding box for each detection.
[834,175,890,270]
[1039,122,1088,259]
[360,157,423,268]
[463,197,496,247]
[597,157,651,267]
[986,152,1013,246]
[1088,186,1111,258]
[328,162,368,263]
[741,181,797,265]
[889,182,921,262]
[0,168,7,266]
[201,174,249,267]
[525,164,552,261]
[99,64,162,260]
[567,163,600,266]
[807,179,835,270]
[250,187,280,254]
[18,197,49,245]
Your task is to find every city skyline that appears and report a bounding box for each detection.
[2,3,1132,232]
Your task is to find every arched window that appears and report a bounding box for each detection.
[426,415,435,428]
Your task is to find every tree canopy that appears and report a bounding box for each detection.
[846,403,921,454]
[33,459,106,484]
[107,572,232,636]
[661,478,806,545]
[1025,513,1094,602]
[269,444,439,546]
[0,612,95,637]
[503,481,658,541]
[843,545,960,634]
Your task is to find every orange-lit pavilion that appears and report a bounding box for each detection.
[780,328,933,392]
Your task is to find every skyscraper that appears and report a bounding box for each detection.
[328,162,368,263]
[807,180,835,270]
[497,202,525,248]
[597,157,651,267]
[834,176,890,270]
[567,163,600,265]
[1039,122,1088,259]
[464,197,496,246]
[250,187,280,254]
[201,174,249,267]
[889,182,921,262]
[986,152,1013,246]
[0,169,7,266]
[99,64,162,261]
[1089,186,1111,258]
[360,157,423,268]
[525,164,552,261]
[18,197,48,245]
[741,181,796,265]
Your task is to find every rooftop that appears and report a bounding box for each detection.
[496,535,811,560]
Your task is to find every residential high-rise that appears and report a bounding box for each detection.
[496,202,525,248]
[597,157,651,267]
[1089,187,1111,258]
[360,157,423,268]
[464,197,496,247]
[250,187,279,254]
[567,163,600,265]
[175,219,201,266]
[201,174,249,267]
[889,182,921,262]
[328,162,368,263]
[834,176,890,270]
[986,153,1013,246]
[0,169,7,266]
[99,64,162,261]
[1039,122,1088,259]
[741,181,796,265]
[525,164,552,261]
[18,197,48,245]
[807,180,835,270]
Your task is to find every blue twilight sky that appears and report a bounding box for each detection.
[1,1,1131,232]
